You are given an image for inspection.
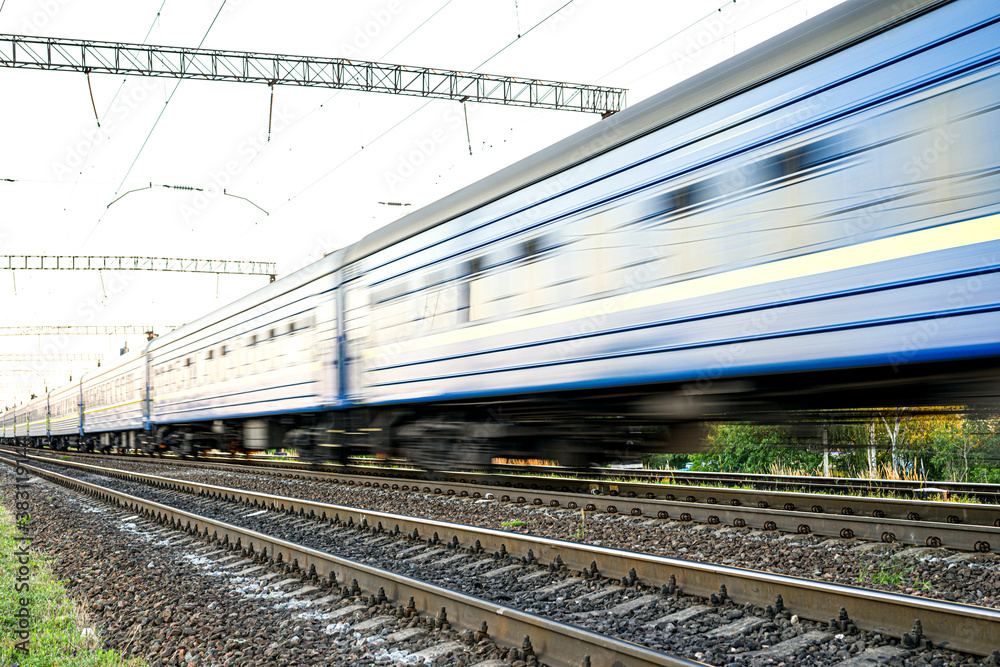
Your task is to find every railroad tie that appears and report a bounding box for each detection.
[832,645,909,666]
[410,641,471,662]
[352,616,396,632]
[384,627,427,643]
[644,604,711,629]
[740,630,833,661]
[701,616,767,640]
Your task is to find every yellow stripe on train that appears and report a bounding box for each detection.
[362,214,1000,362]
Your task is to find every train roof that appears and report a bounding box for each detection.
[145,249,345,353]
[343,0,947,266]
[80,350,144,385]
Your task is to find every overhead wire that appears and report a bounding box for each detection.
[266,0,799,231]
[450,0,822,160]
[64,0,168,212]
[595,0,737,84]
[237,0,577,239]
[238,0,457,174]
[623,0,810,88]
[81,0,228,248]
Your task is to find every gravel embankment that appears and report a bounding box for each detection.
[0,467,512,667]
[4,459,990,666]
[65,457,1000,610]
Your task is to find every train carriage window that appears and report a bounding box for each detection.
[667,183,697,211]
[799,132,851,170]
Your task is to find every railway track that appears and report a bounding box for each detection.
[5,449,1000,661]
[0,452,691,667]
[218,455,1000,503]
[15,448,1000,553]
[31,446,1000,505]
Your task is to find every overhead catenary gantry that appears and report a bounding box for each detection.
[0,325,177,336]
[0,34,627,115]
[0,354,104,363]
[2,255,276,281]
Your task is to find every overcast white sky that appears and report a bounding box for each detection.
[0,0,849,405]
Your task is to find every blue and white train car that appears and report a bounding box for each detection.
[1,408,10,441]
[80,355,146,452]
[6,0,1000,464]
[328,0,1000,462]
[25,396,47,441]
[11,406,23,441]
[145,252,342,455]
[48,380,82,450]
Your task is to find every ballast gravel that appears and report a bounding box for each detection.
[0,467,513,667]
[56,455,1000,610]
[3,457,995,666]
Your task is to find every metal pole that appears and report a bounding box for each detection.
[267,83,274,142]
[86,70,100,127]
[463,102,472,156]
[822,429,830,477]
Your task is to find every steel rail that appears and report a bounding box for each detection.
[197,455,1000,526]
[333,456,1000,500]
[0,454,695,667]
[14,452,1000,656]
[352,458,1000,502]
[12,448,997,547]
[590,467,1000,500]
[215,456,1000,527]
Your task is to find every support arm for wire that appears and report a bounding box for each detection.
[223,189,268,215]
[106,182,204,209]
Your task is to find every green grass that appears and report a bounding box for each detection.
[856,554,933,590]
[623,473,988,506]
[0,505,143,666]
[500,519,526,528]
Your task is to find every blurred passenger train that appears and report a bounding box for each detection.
[3,0,1000,466]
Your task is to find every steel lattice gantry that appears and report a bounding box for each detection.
[0,325,175,336]
[0,34,626,115]
[1,255,275,279]
[0,354,104,363]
